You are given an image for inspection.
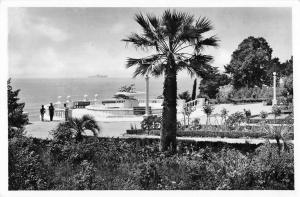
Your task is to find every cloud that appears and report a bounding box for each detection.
[110,23,126,34]
[34,23,69,42]
[210,48,232,72]
[9,47,67,78]
[9,8,69,42]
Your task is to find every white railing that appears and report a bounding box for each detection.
[184,98,205,109]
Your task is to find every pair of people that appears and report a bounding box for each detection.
[40,103,55,121]
[40,103,69,121]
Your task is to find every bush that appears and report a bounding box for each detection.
[225,112,245,130]
[9,136,50,190]
[9,136,294,190]
[141,115,161,131]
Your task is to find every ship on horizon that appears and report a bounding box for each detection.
[88,74,108,78]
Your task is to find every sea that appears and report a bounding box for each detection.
[11,77,194,136]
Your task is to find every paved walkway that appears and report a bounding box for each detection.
[25,121,293,145]
[25,121,59,139]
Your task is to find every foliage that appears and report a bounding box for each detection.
[190,118,201,130]
[230,86,277,100]
[202,104,213,125]
[216,84,233,103]
[244,109,251,122]
[9,135,294,190]
[7,78,28,129]
[203,104,213,116]
[225,112,245,130]
[272,105,282,118]
[260,111,268,119]
[199,67,231,99]
[9,136,50,190]
[283,74,293,96]
[220,108,229,121]
[262,124,293,155]
[224,36,273,89]
[178,91,192,102]
[119,84,136,93]
[141,115,162,131]
[123,10,218,151]
[53,115,100,142]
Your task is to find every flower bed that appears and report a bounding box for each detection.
[127,127,293,140]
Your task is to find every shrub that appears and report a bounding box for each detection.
[225,112,245,130]
[272,105,282,117]
[70,160,97,190]
[141,115,161,131]
[9,136,50,190]
[203,104,214,125]
[260,111,268,119]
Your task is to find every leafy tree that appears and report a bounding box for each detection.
[203,104,213,125]
[178,91,192,102]
[279,56,293,77]
[123,10,218,151]
[224,36,273,89]
[220,108,228,123]
[199,67,231,98]
[265,56,293,86]
[191,79,197,100]
[7,78,28,128]
[283,74,293,96]
[272,105,281,124]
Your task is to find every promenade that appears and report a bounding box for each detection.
[25,120,291,145]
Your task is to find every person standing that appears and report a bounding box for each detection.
[64,103,69,121]
[40,105,46,121]
[49,103,55,121]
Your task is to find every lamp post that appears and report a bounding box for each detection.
[272,72,277,105]
[145,74,150,116]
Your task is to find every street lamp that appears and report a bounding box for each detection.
[272,63,277,105]
[145,74,150,116]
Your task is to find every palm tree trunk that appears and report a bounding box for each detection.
[160,65,177,152]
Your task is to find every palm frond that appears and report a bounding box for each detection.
[195,35,219,53]
[122,33,157,50]
[176,54,214,78]
[195,17,214,34]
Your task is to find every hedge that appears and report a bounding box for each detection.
[126,129,293,140]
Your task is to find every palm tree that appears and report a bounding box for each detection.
[123,10,218,151]
[55,115,100,142]
[178,91,192,102]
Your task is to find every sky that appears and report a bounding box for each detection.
[8,7,292,78]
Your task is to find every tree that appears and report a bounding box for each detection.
[279,56,293,77]
[7,78,28,129]
[123,10,218,151]
[191,79,197,100]
[224,36,273,89]
[199,67,231,98]
[283,74,293,96]
[203,104,213,125]
[178,91,191,102]
[53,115,100,142]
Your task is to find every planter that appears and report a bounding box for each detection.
[126,129,144,135]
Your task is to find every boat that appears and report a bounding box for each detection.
[88,74,108,78]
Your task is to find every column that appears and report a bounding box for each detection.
[272,72,277,105]
[145,74,150,116]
